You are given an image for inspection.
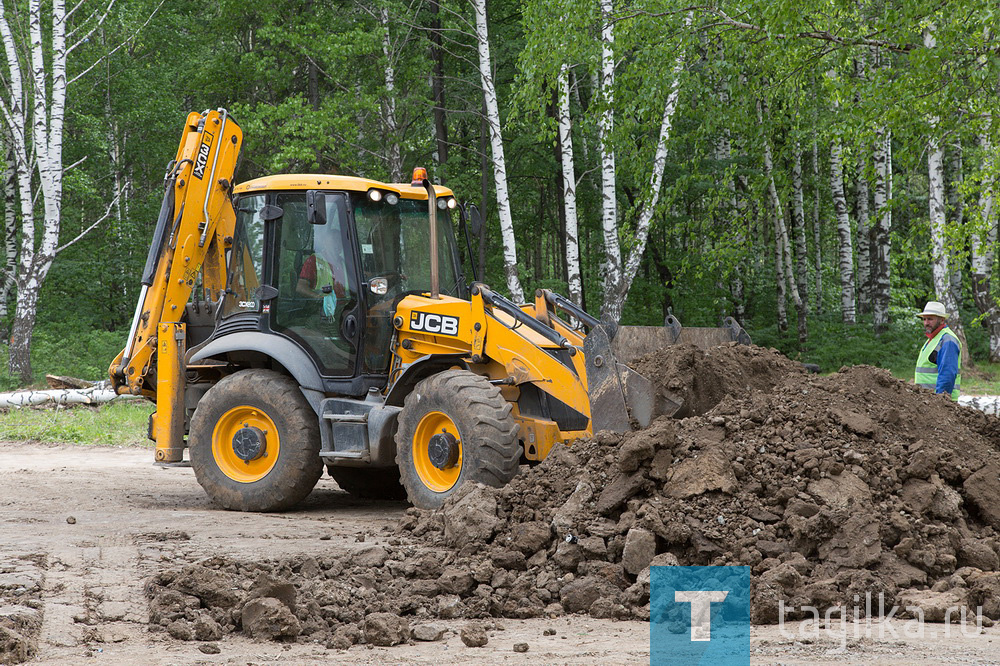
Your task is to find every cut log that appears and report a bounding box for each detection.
[0,386,121,408]
[45,374,95,390]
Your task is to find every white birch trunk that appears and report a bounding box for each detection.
[714,56,744,322]
[927,134,955,318]
[872,124,892,333]
[947,144,963,312]
[774,226,787,331]
[852,54,870,314]
[830,138,856,324]
[380,7,402,182]
[759,100,804,339]
[971,131,1000,360]
[924,28,961,338]
[811,128,823,313]
[855,155,871,313]
[791,144,809,307]
[472,0,523,303]
[1,131,16,321]
[557,64,582,307]
[598,0,621,318]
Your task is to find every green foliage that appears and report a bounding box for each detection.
[750,313,924,375]
[0,401,153,447]
[0,327,124,389]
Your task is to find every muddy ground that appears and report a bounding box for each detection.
[0,441,995,664]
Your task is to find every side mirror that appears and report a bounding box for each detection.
[306,190,327,225]
[467,204,483,237]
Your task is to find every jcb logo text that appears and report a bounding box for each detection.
[410,312,459,336]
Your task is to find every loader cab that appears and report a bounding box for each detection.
[227,175,464,394]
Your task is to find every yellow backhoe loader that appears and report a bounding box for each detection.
[110,110,749,510]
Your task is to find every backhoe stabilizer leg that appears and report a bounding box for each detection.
[154,323,186,463]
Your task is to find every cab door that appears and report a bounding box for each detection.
[270,192,360,377]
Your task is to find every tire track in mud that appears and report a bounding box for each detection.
[40,535,147,652]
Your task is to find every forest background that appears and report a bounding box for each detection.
[1,0,1000,390]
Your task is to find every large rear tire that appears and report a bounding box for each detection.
[327,466,407,500]
[395,369,521,509]
[189,369,323,511]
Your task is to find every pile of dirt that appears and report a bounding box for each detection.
[632,342,804,417]
[145,345,1000,648]
[0,556,45,664]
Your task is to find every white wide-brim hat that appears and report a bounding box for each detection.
[917,301,948,318]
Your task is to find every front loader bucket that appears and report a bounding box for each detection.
[608,315,751,366]
[584,325,683,433]
[584,316,750,433]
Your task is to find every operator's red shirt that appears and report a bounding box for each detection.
[299,255,346,297]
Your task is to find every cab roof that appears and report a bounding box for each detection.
[390,182,455,199]
[233,173,454,199]
[234,174,395,194]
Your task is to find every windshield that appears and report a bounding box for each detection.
[353,198,461,298]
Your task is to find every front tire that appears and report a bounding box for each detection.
[395,369,521,509]
[189,369,323,511]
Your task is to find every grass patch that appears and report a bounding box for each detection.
[0,399,154,447]
[748,311,1000,394]
[960,361,1000,395]
[748,312,920,375]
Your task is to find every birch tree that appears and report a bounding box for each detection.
[827,68,855,325]
[791,144,809,309]
[872,125,892,334]
[811,128,823,313]
[557,64,582,307]
[0,0,131,382]
[855,155,871,313]
[970,131,1000,360]
[946,144,963,310]
[854,55,870,312]
[597,0,621,318]
[379,6,402,182]
[759,99,806,341]
[598,10,689,322]
[472,0,523,303]
[0,0,71,382]
[830,135,855,325]
[1,132,15,325]
[924,27,963,341]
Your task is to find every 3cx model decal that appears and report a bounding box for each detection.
[410,311,460,336]
[193,130,215,180]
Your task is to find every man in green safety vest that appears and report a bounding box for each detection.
[914,301,961,400]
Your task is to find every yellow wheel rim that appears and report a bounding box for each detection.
[413,410,463,493]
[212,406,280,483]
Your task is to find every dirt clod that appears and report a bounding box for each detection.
[460,622,488,647]
[241,597,301,640]
[363,612,409,647]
